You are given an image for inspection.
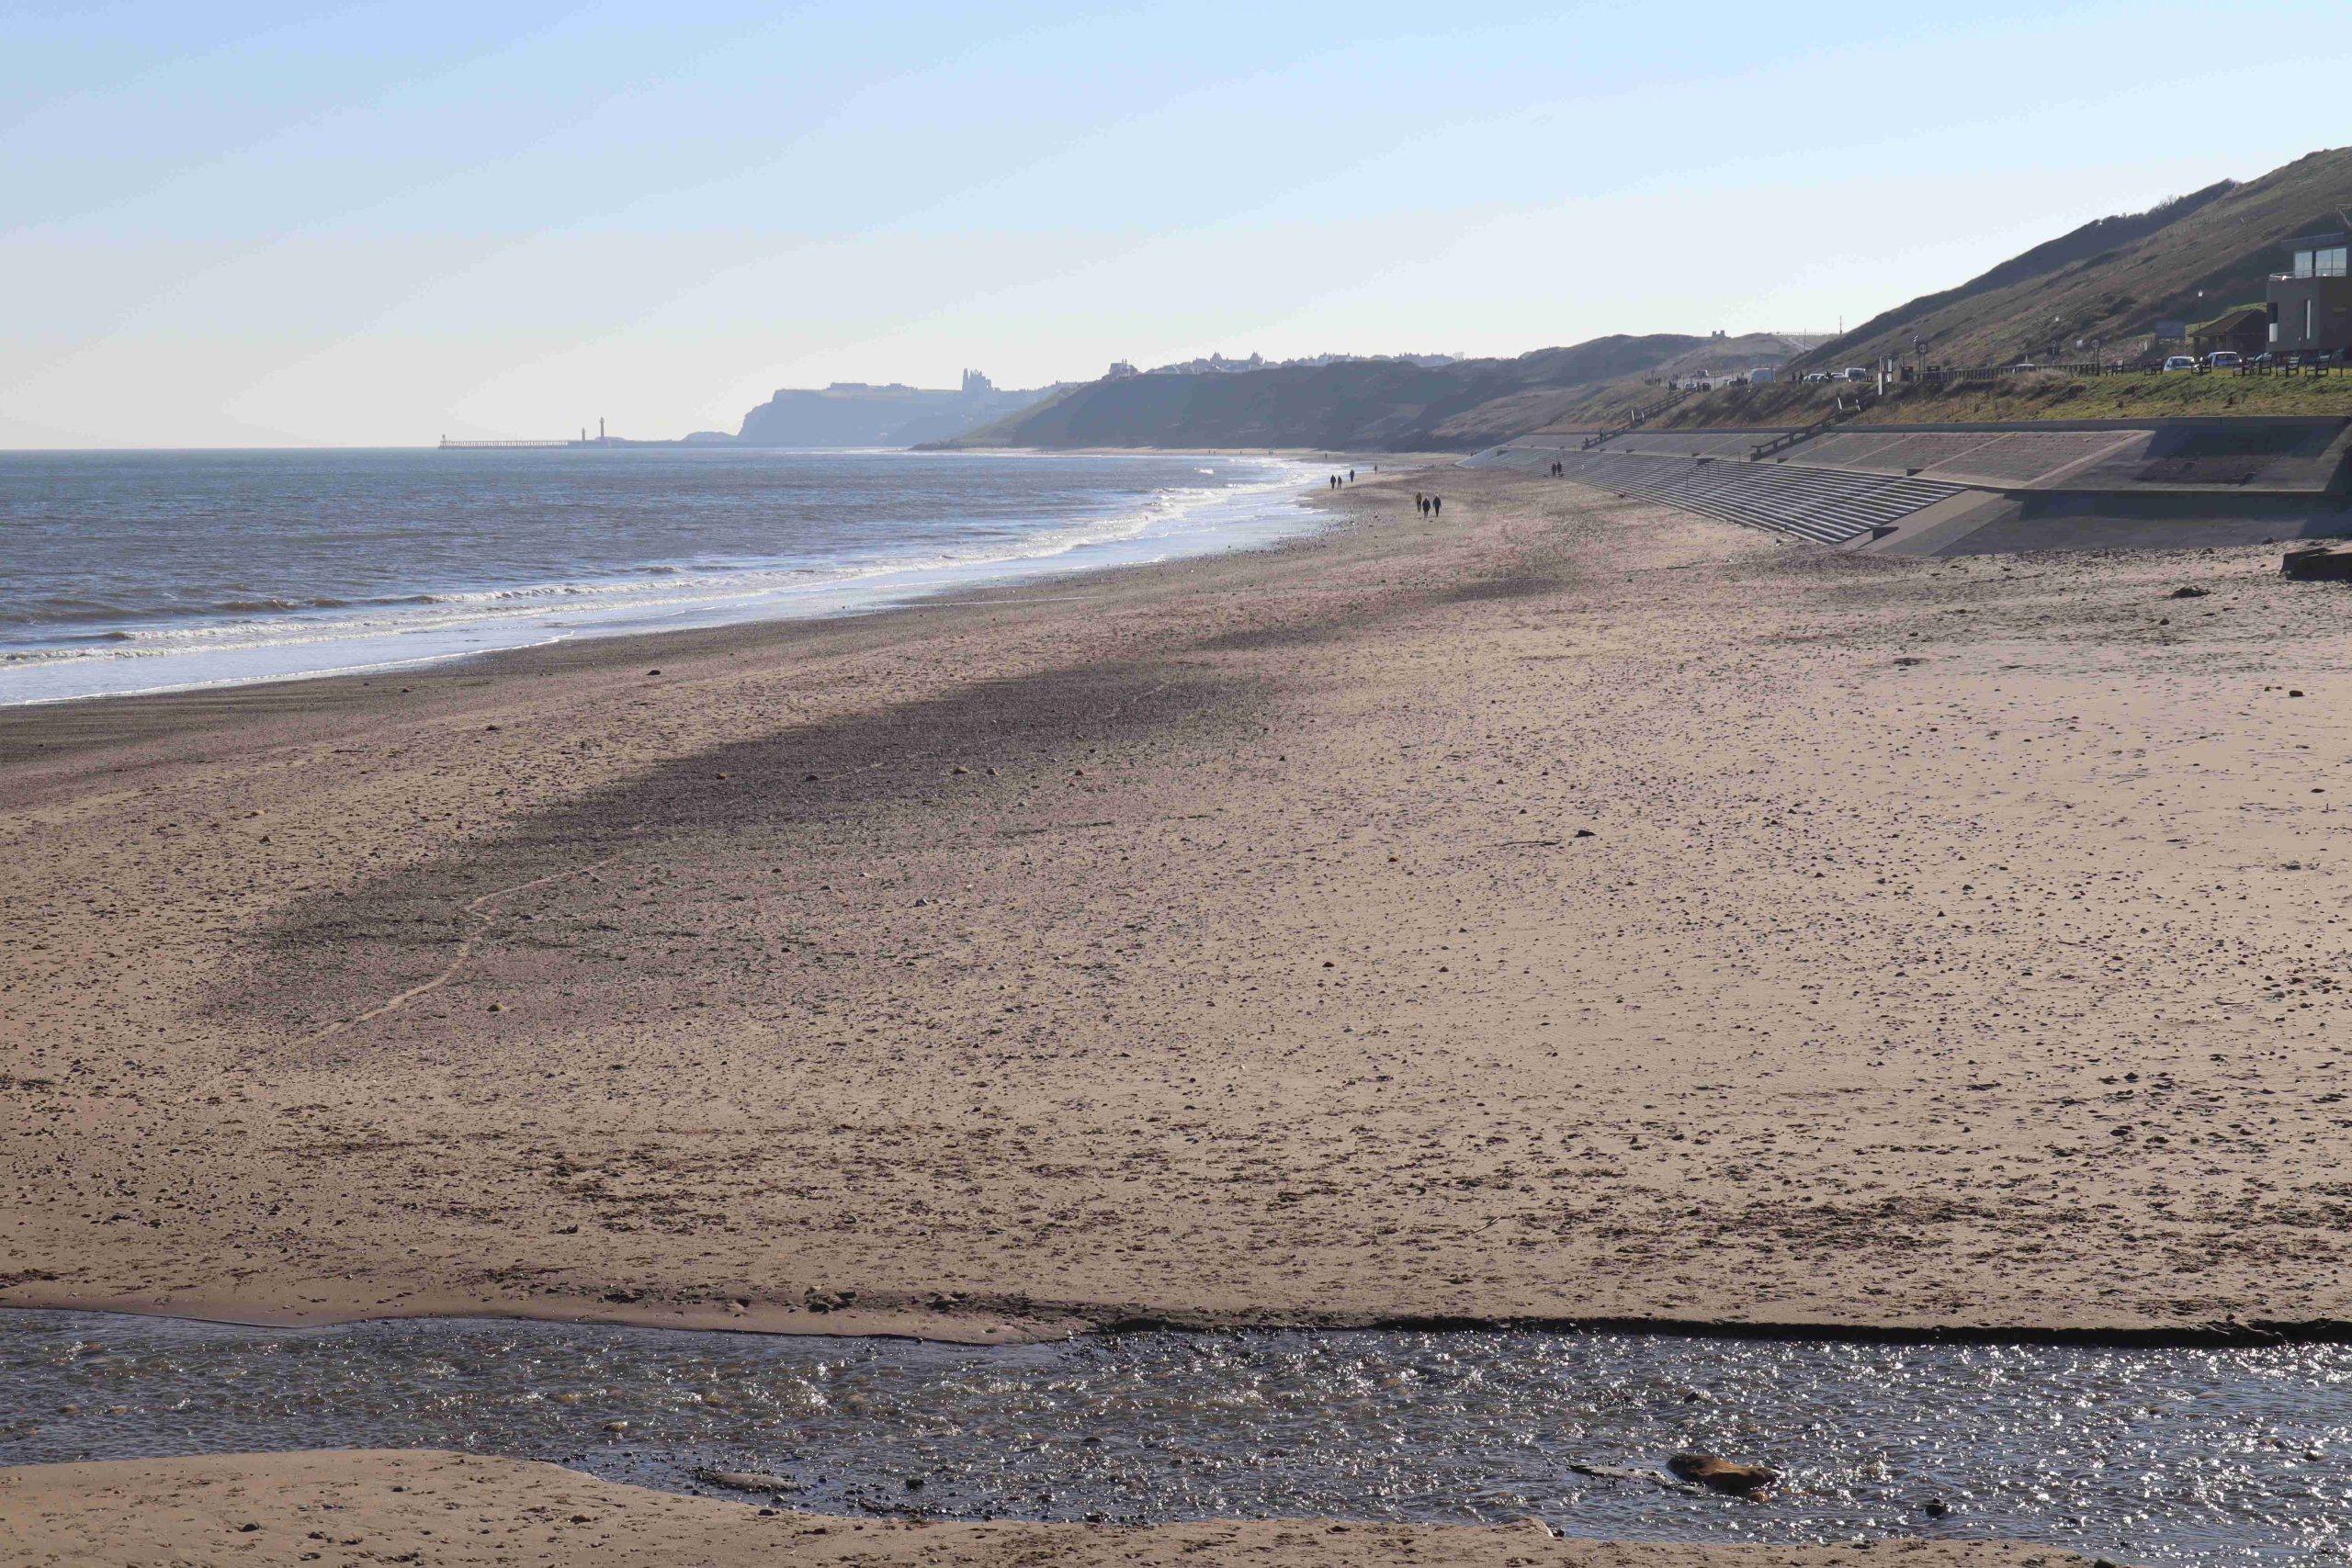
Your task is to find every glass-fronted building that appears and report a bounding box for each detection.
[2267,213,2352,358]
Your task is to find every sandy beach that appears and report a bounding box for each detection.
[4,464,2349,1346]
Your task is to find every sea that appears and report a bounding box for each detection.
[0,447,1323,706]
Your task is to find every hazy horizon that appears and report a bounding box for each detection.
[6,1,2348,449]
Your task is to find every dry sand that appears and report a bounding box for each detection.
[0,1450,2118,1567]
[4,467,2349,1341]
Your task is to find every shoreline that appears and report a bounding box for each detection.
[0,1450,2126,1568]
[4,1293,2339,1351]
[0,447,1342,711]
[7,467,2349,1352]
[0,510,1351,748]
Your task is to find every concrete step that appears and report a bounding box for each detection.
[1547,451,1968,545]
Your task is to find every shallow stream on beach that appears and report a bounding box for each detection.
[3,1312,2347,1564]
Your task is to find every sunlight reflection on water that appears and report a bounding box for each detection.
[3,1312,2346,1565]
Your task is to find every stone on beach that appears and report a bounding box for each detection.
[2281,544,2352,581]
[1666,1452,1778,1498]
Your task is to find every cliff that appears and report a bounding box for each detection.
[736,376,1061,447]
[933,336,1717,452]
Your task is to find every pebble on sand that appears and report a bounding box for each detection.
[1666,1452,1779,1498]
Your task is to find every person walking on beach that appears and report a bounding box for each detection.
[1431,495,1442,518]
[1348,468,1355,483]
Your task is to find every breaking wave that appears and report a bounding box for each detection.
[0,450,1321,704]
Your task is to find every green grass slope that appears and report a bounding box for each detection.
[1789,146,2352,373]
[1594,369,2352,432]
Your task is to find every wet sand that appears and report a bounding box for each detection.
[4,466,2349,1342]
[0,1450,2119,1567]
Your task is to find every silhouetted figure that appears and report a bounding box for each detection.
[1348,468,1355,482]
[1431,495,1442,518]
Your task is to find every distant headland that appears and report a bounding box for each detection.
[439,370,1069,450]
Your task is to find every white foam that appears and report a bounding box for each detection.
[0,457,1323,706]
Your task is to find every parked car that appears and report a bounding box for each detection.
[1839,367,1870,382]
[1802,371,1833,384]
[2008,362,2038,372]
[2162,355,2199,373]
[2205,351,2243,370]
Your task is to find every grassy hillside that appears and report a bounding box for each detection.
[1788,146,2352,373]
[1521,148,2352,438]
[1849,371,2352,424]
[1487,334,1801,434]
[946,147,2350,453]
[1591,370,2352,431]
[935,333,1737,451]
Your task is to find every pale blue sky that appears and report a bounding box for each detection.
[5,1,2346,446]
